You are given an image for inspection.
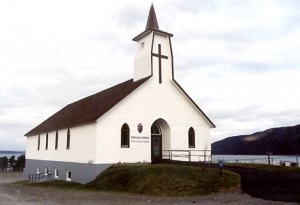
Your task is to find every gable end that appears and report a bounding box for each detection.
[173,80,215,128]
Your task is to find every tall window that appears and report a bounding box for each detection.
[66,170,71,182]
[188,127,195,148]
[121,123,130,148]
[37,135,40,150]
[44,166,49,175]
[66,128,70,150]
[55,130,58,150]
[54,169,59,179]
[45,133,48,150]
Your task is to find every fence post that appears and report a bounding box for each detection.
[189,150,191,162]
[267,152,271,165]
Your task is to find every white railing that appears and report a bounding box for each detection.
[162,150,212,163]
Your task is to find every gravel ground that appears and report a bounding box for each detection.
[0,172,298,205]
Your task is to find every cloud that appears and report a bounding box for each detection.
[115,4,147,29]
[0,0,300,150]
[179,66,300,142]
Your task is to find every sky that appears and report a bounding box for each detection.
[0,0,300,151]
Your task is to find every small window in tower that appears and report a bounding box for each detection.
[140,42,145,49]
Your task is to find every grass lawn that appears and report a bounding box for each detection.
[15,180,82,189]
[223,163,300,202]
[85,164,240,196]
[18,164,240,196]
[226,163,300,173]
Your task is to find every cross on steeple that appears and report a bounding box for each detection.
[152,44,168,84]
[133,4,173,82]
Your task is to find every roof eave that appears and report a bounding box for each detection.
[25,77,151,137]
[133,29,173,41]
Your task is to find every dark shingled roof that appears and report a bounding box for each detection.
[25,77,150,136]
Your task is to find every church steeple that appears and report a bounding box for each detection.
[133,5,174,83]
[145,4,159,30]
[133,4,172,41]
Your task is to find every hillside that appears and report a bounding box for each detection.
[212,124,300,155]
[0,150,24,154]
[85,164,240,196]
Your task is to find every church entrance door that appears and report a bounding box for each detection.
[151,123,162,162]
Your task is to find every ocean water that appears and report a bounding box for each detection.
[1,152,299,166]
[212,155,299,166]
[0,152,24,159]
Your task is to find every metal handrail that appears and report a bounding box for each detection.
[162,149,212,163]
[28,171,52,183]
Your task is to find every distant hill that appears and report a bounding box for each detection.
[212,124,300,155]
[0,150,24,155]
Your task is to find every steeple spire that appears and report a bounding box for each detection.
[145,4,159,30]
[133,4,172,41]
[133,4,174,82]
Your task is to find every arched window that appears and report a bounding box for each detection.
[188,127,195,148]
[45,133,49,150]
[151,123,161,135]
[66,128,70,150]
[55,130,58,150]
[37,134,40,150]
[121,123,130,148]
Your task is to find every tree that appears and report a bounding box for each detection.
[0,156,8,172]
[15,154,26,171]
[8,155,16,171]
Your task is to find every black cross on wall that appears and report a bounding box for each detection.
[152,44,168,84]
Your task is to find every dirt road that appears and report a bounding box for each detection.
[0,172,298,205]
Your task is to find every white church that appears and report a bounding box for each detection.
[24,5,215,184]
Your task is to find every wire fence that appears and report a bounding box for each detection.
[212,155,299,167]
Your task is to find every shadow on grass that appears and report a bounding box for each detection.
[225,165,300,203]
